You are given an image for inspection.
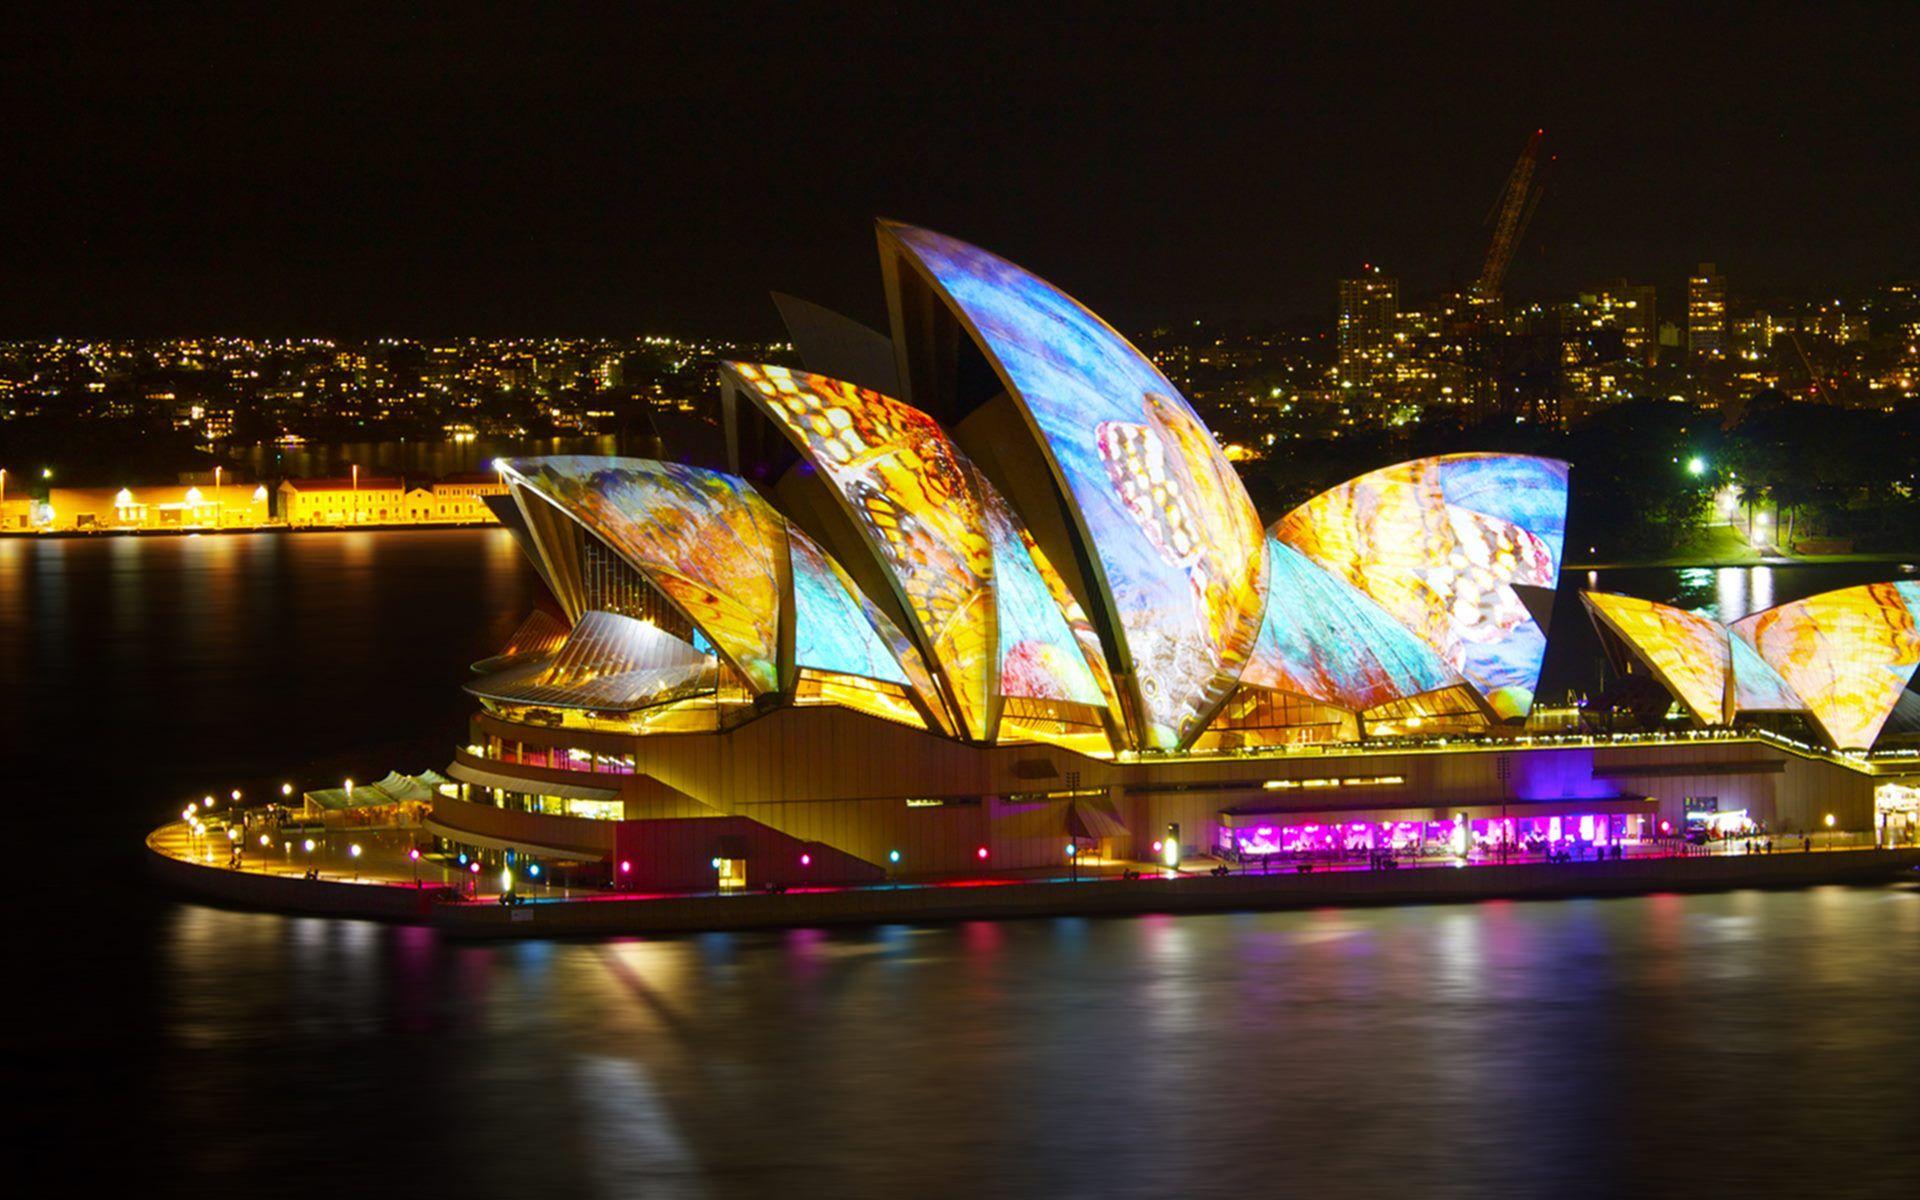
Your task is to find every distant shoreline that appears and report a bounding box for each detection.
[1564,552,1920,570]
[10,522,1918,569]
[0,521,500,540]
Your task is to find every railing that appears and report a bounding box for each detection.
[1118,725,1912,775]
[486,744,637,776]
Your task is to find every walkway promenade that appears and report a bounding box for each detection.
[147,819,1920,938]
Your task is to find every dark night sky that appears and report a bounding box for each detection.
[2,3,1915,337]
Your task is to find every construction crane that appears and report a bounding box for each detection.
[1474,129,1550,304]
[1783,328,1838,405]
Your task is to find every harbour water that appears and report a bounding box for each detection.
[6,530,1917,1196]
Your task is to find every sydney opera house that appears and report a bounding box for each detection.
[426,222,1920,889]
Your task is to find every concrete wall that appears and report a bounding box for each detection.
[613,816,885,890]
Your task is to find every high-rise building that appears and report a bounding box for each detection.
[1337,268,1398,386]
[1569,281,1658,365]
[1688,262,1726,359]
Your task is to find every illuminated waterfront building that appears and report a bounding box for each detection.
[278,473,507,526]
[423,224,1919,888]
[279,474,407,526]
[29,483,269,532]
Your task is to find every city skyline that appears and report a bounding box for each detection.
[1,7,1915,337]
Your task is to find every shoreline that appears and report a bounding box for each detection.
[146,823,1920,939]
[0,520,499,540]
[14,523,1918,567]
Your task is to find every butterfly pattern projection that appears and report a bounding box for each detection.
[503,457,788,694]
[1241,540,1463,713]
[1273,455,1568,720]
[1015,525,1122,715]
[1582,592,1734,724]
[796,524,950,735]
[1730,581,1920,748]
[786,522,911,687]
[973,467,1109,709]
[730,363,996,738]
[1094,391,1270,737]
[879,221,1268,751]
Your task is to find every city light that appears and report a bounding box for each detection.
[1686,456,1707,476]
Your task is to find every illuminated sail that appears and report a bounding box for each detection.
[501,457,789,693]
[1273,454,1568,719]
[880,222,1267,750]
[730,361,1109,739]
[1581,592,1732,725]
[1244,540,1462,712]
[787,523,912,687]
[1731,582,1920,749]
[976,471,1108,708]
